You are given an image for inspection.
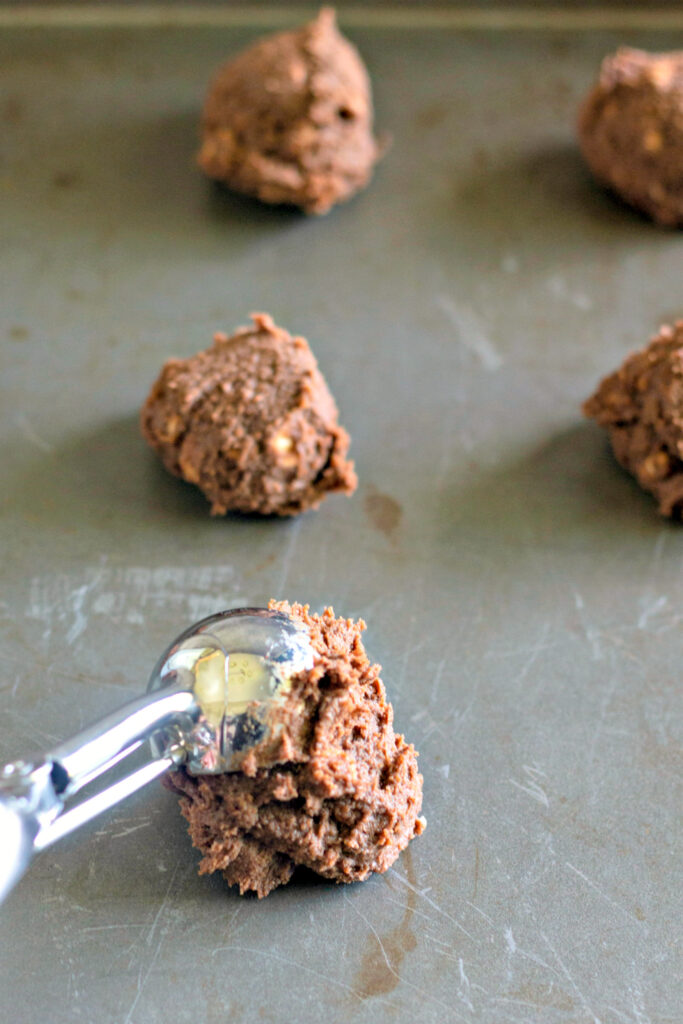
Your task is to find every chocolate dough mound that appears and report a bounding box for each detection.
[165,601,426,898]
[198,7,381,214]
[578,48,683,226]
[584,322,683,516]
[140,314,357,516]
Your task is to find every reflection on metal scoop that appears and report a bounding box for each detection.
[147,608,314,773]
[0,608,314,905]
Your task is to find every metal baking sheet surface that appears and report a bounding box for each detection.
[1,9,681,1024]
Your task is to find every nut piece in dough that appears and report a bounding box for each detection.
[577,48,683,226]
[583,321,683,517]
[140,314,357,516]
[198,7,381,214]
[164,600,426,898]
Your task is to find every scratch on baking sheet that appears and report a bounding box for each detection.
[6,712,61,748]
[637,594,668,630]
[219,903,243,940]
[427,945,463,965]
[524,830,557,890]
[381,892,437,925]
[345,893,396,977]
[629,974,653,1024]
[95,820,152,840]
[457,958,474,1012]
[437,294,503,371]
[465,901,494,927]
[586,672,619,773]
[650,610,683,637]
[403,638,429,667]
[605,1006,635,1023]
[65,568,104,645]
[396,616,418,693]
[595,629,647,671]
[122,861,180,1024]
[80,923,146,934]
[508,765,549,808]
[484,637,560,663]
[445,677,480,743]
[415,716,446,746]
[546,273,593,312]
[492,991,573,1015]
[430,656,446,704]
[388,867,477,943]
[424,931,455,949]
[540,931,602,1024]
[209,943,398,1010]
[275,517,302,597]
[504,926,517,982]
[427,943,484,1001]
[26,565,242,646]
[517,622,552,682]
[565,862,643,927]
[344,893,466,1019]
[144,863,180,950]
[573,591,603,661]
[507,941,554,975]
[15,413,54,453]
[471,846,480,901]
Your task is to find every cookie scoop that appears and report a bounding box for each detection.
[0,608,314,904]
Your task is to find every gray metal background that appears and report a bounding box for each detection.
[0,9,681,1023]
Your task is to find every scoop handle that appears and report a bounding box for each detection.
[0,800,40,904]
[0,685,197,906]
[0,760,56,904]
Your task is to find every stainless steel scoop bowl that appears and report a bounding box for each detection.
[0,607,314,905]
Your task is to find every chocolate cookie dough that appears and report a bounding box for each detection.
[140,314,356,516]
[584,322,683,517]
[578,48,683,226]
[165,601,425,898]
[198,7,381,214]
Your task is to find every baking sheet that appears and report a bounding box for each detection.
[1,10,681,1023]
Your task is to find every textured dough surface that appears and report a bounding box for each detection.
[165,601,425,898]
[140,314,356,516]
[578,48,683,226]
[584,321,683,517]
[198,7,381,213]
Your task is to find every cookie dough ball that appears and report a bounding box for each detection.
[165,600,425,898]
[140,314,357,516]
[198,7,381,214]
[578,48,683,226]
[584,322,683,516]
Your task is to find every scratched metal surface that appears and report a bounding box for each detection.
[1,13,682,1024]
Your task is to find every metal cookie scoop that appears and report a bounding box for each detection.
[0,607,314,905]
